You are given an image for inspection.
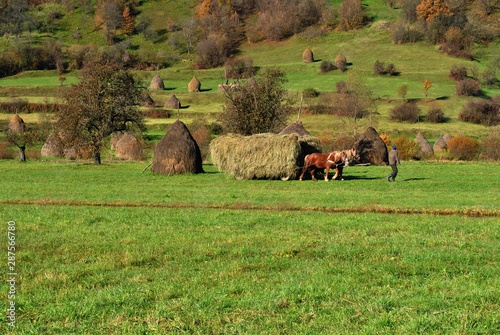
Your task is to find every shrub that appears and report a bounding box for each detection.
[389,103,421,123]
[373,60,385,75]
[459,100,499,126]
[336,81,348,94]
[303,88,320,98]
[392,136,420,160]
[456,79,481,96]
[338,0,366,31]
[482,133,500,160]
[330,136,356,151]
[391,21,423,44]
[447,136,480,160]
[426,107,446,123]
[225,57,254,79]
[320,60,336,73]
[379,133,391,146]
[449,65,468,81]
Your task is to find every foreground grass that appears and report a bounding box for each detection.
[1,205,498,334]
[0,160,498,333]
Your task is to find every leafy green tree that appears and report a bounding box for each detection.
[56,54,145,164]
[218,67,292,135]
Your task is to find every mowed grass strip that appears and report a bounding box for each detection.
[0,205,498,334]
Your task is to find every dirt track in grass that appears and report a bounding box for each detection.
[1,199,498,217]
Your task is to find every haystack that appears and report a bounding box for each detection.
[149,74,164,90]
[210,133,321,180]
[278,121,311,136]
[141,91,155,108]
[9,114,26,132]
[152,120,204,174]
[165,94,181,109]
[335,54,347,67]
[433,135,449,152]
[41,132,64,157]
[414,132,433,158]
[302,48,314,63]
[110,131,125,150]
[188,76,201,92]
[354,127,388,165]
[115,132,144,161]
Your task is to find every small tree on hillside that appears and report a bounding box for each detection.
[56,54,145,164]
[218,67,293,135]
[423,78,432,101]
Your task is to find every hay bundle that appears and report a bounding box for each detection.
[335,54,347,67]
[354,127,388,165]
[141,91,155,108]
[9,114,26,132]
[149,74,164,90]
[152,120,204,174]
[41,132,64,157]
[165,94,181,109]
[302,48,314,63]
[210,133,321,180]
[433,135,450,152]
[115,132,144,161]
[110,131,125,150]
[414,132,433,158]
[188,76,201,92]
[278,121,311,136]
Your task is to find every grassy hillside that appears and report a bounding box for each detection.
[0,0,498,143]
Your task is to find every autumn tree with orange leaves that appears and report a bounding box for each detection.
[416,0,451,22]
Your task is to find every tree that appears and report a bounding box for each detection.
[338,0,366,31]
[398,84,408,102]
[56,55,145,164]
[95,0,123,44]
[122,6,135,35]
[416,0,451,22]
[218,67,292,135]
[423,78,432,100]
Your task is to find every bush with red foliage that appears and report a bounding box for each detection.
[449,65,467,81]
[481,133,500,160]
[389,103,421,123]
[447,136,480,160]
[426,107,446,123]
[392,136,420,160]
[456,79,481,96]
[459,100,499,126]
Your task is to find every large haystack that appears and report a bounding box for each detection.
[165,94,181,109]
[302,48,314,63]
[149,74,164,90]
[152,120,204,174]
[354,127,388,165]
[110,131,125,150]
[115,132,144,161]
[9,114,26,132]
[188,76,201,92]
[278,121,311,136]
[414,132,433,158]
[41,132,64,157]
[210,133,321,180]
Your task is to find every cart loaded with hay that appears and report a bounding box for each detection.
[210,133,321,180]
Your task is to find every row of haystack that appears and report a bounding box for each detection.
[149,74,201,92]
[41,131,144,161]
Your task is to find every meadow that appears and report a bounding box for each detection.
[0,160,498,334]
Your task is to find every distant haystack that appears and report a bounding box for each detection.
[165,94,181,109]
[414,132,433,158]
[115,132,144,161]
[152,120,204,174]
[41,132,64,157]
[302,48,314,63]
[110,131,125,151]
[354,127,388,165]
[141,91,155,108]
[210,133,321,180]
[279,121,311,136]
[9,114,26,132]
[335,54,347,70]
[188,76,201,92]
[149,74,164,90]
[434,134,451,152]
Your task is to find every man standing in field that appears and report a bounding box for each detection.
[387,145,400,182]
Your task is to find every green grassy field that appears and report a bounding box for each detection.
[0,160,498,334]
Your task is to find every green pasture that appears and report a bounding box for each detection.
[0,160,498,334]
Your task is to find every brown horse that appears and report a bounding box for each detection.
[330,148,359,181]
[299,150,348,181]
